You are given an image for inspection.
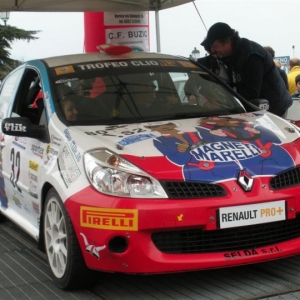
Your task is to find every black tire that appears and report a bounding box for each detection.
[43,188,96,289]
[0,211,6,222]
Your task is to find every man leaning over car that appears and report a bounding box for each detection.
[200,22,292,118]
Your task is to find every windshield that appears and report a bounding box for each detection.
[51,60,246,124]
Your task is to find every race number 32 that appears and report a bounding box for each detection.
[10,148,21,193]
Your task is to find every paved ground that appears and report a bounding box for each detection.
[2,218,300,300]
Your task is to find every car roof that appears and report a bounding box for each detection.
[35,51,185,68]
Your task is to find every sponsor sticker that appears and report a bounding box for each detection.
[80,207,138,231]
[178,60,199,68]
[159,60,176,67]
[219,200,286,229]
[58,145,81,187]
[4,123,26,132]
[54,65,75,75]
[117,133,156,146]
[224,245,282,260]
[29,160,39,172]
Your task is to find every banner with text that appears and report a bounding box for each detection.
[275,56,290,74]
[84,11,149,53]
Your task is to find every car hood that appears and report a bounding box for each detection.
[70,112,300,182]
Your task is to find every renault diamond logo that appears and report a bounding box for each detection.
[238,170,253,191]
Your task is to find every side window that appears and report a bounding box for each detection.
[170,72,189,103]
[12,69,45,125]
[0,68,24,121]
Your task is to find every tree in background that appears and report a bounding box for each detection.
[0,24,39,80]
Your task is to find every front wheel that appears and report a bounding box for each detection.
[43,188,95,289]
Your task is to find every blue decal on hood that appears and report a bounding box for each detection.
[118,133,156,146]
[144,116,295,183]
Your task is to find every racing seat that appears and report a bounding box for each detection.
[21,77,42,123]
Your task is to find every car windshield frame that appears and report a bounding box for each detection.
[49,58,246,125]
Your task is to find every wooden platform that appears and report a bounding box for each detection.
[1,218,300,300]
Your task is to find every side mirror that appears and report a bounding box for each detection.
[251,99,270,111]
[1,117,49,143]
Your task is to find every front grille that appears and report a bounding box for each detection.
[161,181,227,199]
[270,167,300,190]
[152,216,300,254]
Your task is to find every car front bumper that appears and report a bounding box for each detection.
[65,177,300,273]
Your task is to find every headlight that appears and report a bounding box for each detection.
[84,149,168,198]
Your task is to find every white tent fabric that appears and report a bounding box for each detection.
[0,0,195,52]
[0,0,193,12]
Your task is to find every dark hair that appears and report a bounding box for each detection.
[61,94,82,106]
[295,74,300,84]
[264,46,275,58]
[201,31,240,51]
[230,31,241,48]
[201,22,235,46]
[290,58,300,68]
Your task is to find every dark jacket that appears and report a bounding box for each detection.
[197,55,213,69]
[223,38,292,116]
[277,67,289,90]
[197,55,230,84]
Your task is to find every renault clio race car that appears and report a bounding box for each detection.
[0,44,300,290]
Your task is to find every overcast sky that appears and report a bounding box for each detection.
[5,0,298,62]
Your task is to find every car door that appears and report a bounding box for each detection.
[0,66,24,212]
[0,67,47,235]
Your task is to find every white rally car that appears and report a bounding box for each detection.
[1,44,300,290]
